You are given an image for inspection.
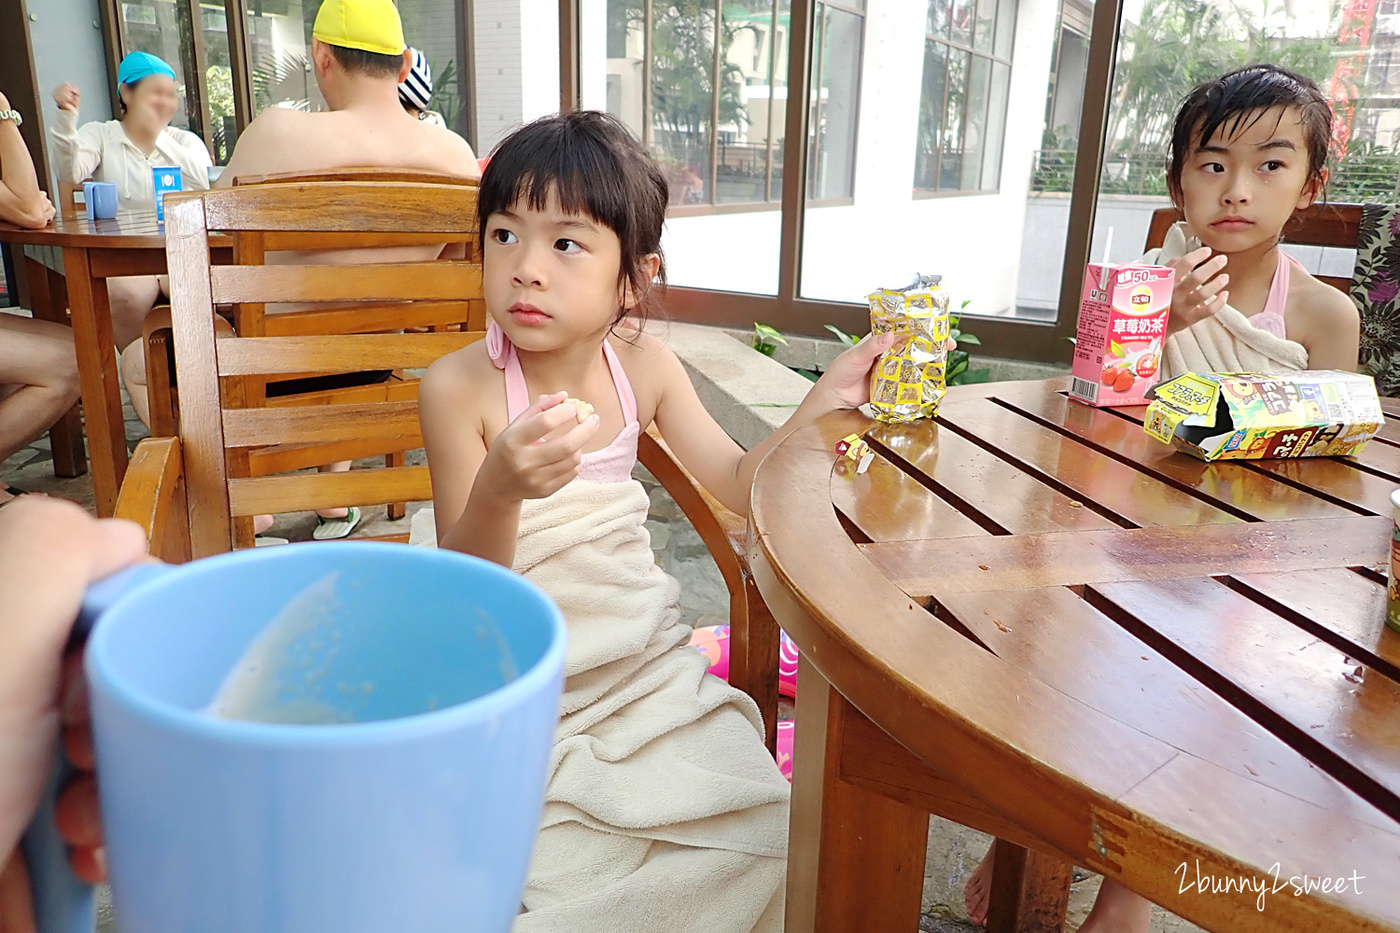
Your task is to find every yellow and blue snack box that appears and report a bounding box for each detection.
[1143,370,1383,461]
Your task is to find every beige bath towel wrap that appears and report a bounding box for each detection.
[1142,221,1309,380]
[411,480,789,933]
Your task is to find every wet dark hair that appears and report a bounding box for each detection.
[478,110,669,327]
[1168,64,1333,204]
[328,44,403,80]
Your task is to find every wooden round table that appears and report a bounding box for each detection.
[749,377,1400,933]
[0,213,231,514]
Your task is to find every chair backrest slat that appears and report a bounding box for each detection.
[209,263,482,305]
[188,182,476,234]
[1145,204,1362,295]
[215,333,476,376]
[222,401,421,448]
[233,167,479,188]
[227,466,433,517]
[260,301,483,337]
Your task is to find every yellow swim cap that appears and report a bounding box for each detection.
[312,0,405,57]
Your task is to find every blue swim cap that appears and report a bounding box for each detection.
[117,51,177,86]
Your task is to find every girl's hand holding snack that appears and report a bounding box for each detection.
[478,392,601,501]
[813,332,898,410]
[1166,246,1230,331]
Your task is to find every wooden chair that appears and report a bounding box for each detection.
[57,180,84,219]
[119,182,480,556]
[113,181,784,750]
[1145,202,1362,293]
[140,173,485,520]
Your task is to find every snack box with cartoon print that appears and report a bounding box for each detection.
[1143,370,1383,461]
[1069,263,1174,407]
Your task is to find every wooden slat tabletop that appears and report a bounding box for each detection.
[751,378,1400,933]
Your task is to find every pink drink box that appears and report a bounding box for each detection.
[1070,263,1175,407]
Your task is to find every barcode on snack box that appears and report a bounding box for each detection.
[1070,377,1099,404]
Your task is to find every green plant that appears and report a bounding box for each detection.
[751,323,788,357]
[824,324,860,348]
[947,301,991,386]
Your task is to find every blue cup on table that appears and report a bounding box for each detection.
[81,182,117,220]
[24,542,567,933]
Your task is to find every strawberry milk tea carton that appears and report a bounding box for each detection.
[1069,263,1174,406]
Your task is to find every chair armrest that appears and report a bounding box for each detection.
[637,427,780,752]
[637,427,746,593]
[115,437,190,562]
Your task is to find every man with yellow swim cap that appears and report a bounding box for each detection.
[122,0,479,541]
[217,0,476,188]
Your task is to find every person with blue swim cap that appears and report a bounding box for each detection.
[50,51,213,352]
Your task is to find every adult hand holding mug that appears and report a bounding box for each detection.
[0,499,146,931]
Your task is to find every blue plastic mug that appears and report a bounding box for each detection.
[81,181,117,220]
[24,542,566,933]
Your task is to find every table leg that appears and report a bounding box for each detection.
[786,656,929,933]
[986,840,1073,933]
[24,258,87,478]
[61,248,126,516]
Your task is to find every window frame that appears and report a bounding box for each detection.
[913,0,1016,197]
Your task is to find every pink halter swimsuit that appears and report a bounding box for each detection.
[1246,251,1299,340]
[487,321,641,484]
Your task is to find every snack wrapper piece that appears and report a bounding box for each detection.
[835,433,874,474]
[868,274,952,423]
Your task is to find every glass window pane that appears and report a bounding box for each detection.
[199,2,236,164]
[960,55,990,190]
[246,0,328,114]
[801,0,1070,325]
[993,0,1015,59]
[122,0,198,132]
[974,0,995,53]
[948,0,973,46]
[807,6,861,200]
[939,47,968,189]
[718,0,779,204]
[927,0,949,41]
[605,0,646,139]
[398,5,467,137]
[651,0,716,206]
[914,39,948,190]
[980,59,1010,189]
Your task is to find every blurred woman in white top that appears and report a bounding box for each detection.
[51,51,211,349]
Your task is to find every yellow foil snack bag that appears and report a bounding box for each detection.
[868,274,952,423]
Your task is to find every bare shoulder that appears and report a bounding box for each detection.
[417,122,479,177]
[1290,269,1360,332]
[422,341,499,416]
[608,327,687,422]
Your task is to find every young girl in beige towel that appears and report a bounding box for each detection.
[965,65,1362,933]
[419,111,897,932]
[1146,64,1360,382]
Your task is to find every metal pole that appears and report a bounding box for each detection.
[1051,0,1125,351]
[776,0,816,302]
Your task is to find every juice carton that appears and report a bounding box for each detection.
[1069,263,1174,407]
[152,166,182,221]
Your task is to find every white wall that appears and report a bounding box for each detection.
[27,0,114,182]
[661,0,1062,317]
[474,0,562,153]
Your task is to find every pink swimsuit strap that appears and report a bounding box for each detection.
[487,320,639,425]
[1248,251,1298,340]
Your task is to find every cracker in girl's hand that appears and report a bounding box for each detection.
[564,397,595,423]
